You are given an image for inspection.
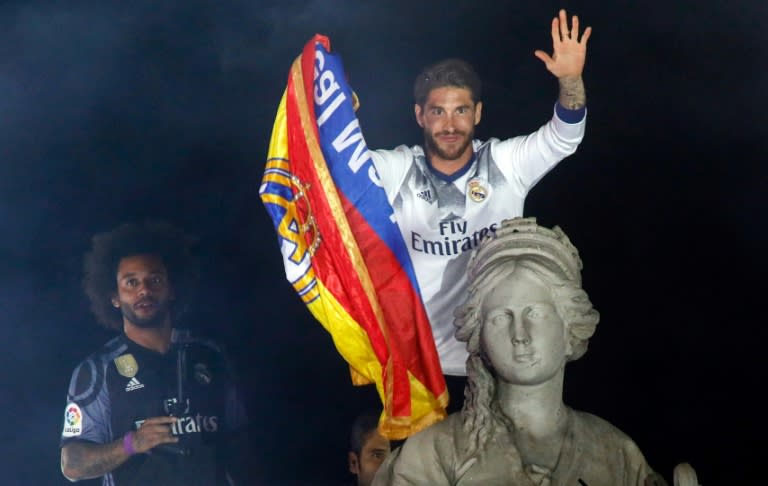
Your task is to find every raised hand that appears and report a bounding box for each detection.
[534,9,592,80]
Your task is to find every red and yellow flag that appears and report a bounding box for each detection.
[259,35,447,438]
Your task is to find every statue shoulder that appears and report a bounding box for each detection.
[373,414,464,486]
[570,409,660,482]
[571,410,642,447]
[402,413,462,455]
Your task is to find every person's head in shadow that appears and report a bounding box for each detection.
[348,410,391,486]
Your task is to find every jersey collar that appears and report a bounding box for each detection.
[426,152,477,183]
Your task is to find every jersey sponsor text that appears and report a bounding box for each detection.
[411,222,498,256]
[135,414,219,436]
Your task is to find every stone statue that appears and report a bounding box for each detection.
[373,217,699,486]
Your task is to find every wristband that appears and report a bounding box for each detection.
[123,431,136,456]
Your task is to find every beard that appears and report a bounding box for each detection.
[119,298,170,329]
[423,128,473,162]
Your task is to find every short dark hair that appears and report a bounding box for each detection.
[82,220,199,330]
[413,58,482,107]
[349,410,381,455]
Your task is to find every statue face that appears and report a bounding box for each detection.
[480,266,570,386]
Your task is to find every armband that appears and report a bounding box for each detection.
[123,431,136,456]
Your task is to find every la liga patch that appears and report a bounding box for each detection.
[62,403,83,437]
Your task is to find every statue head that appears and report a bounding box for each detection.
[453,217,599,455]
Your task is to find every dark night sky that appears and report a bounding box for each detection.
[2,1,766,484]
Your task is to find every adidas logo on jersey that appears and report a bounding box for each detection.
[125,377,145,392]
[416,189,433,203]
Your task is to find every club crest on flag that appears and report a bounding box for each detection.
[259,35,448,439]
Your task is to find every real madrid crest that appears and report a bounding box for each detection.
[114,354,139,378]
[467,178,488,203]
[194,363,213,385]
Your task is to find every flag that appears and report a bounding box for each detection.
[259,34,447,439]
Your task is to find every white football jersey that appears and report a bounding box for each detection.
[370,106,586,375]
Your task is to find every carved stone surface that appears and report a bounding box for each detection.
[373,217,696,486]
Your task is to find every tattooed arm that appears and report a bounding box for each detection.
[558,76,586,110]
[61,416,178,481]
[61,439,129,481]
